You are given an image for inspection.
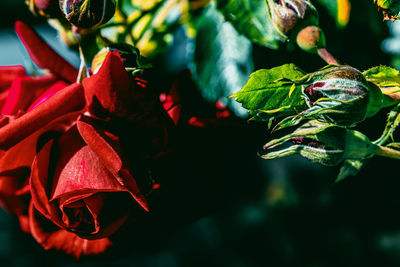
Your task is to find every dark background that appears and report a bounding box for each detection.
[1,0,400,266]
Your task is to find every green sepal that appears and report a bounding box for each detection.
[336,159,366,183]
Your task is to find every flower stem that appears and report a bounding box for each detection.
[317,48,340,65]
[374,103,400,146]
[76,45,88,83]
[376,145,400,160]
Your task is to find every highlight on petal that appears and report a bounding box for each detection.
[0,82,85,150]
[15,21,78,83]
[27,80,68,111]
[1,75,59,116]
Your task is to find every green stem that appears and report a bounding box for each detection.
[76,45,88,83]
[374,103,400,146]
[317,48,340,65]
[375,145,400,160]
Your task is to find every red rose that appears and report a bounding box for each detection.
[29,116,148,258]
[0,21,167,258]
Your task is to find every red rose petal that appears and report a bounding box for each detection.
[29,202,112,259]
[188,117,206,127]
[0,65,26,91]
[30,138,54,219]
[76,117,122,172]
[29,111,82,223]
[82,193,128,238]
[76,117,149,211]
[15,21,78,83]
[82,51,134,117]
[50,131,128,200]
[0,82,85,150]
[1,75,58,116]
[0,110,80,175]
[50,125,148,210]
[18,214,30,233]
[216,109,231,119]
[161,82,181,125]
[27,80,68,111]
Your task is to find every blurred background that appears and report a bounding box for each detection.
[2,0,400,266]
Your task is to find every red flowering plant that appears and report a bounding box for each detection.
[0,21,174,258]
[7,0,400,264]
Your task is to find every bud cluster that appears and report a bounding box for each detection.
[233,62,400,180]
[266,0,326,53]
[266,0,318,38]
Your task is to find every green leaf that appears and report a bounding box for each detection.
[191,3,254,116]
[363,65,400,94]
[216,0,282,49]
[231,64,306,121]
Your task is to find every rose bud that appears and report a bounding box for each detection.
[262,120,378,166]
[296,25,326,53]
[266,0,319,39]
[27,0,61,18]
[298,65,391,127]
[59,0,116,29]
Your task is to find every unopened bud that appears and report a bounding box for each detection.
[299,65,385,126]
[59,0,116,29]
[296,25,325,53]
[262,120,377,166]
[266,0,319,38]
